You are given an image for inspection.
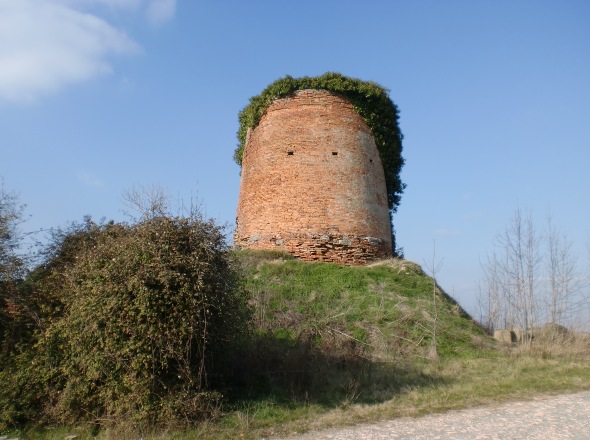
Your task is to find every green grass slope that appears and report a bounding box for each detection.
[239,250,490,361]
[224,251,494,411]
[211,251,589,439]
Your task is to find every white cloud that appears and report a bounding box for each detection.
[145,0,176,26]
[54,0,142,9]
[90,0,142,8]
[0,0,146,103]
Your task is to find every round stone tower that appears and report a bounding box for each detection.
[234,89,392,265]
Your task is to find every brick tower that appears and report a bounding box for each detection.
[234,89,393,265]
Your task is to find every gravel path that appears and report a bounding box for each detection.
[271,391,590,439]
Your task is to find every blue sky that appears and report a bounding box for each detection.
[1,0,589,316]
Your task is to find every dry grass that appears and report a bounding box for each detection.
[230,353,590,439]
[366,257,422,272]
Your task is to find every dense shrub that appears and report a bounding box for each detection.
[0,215,248,429]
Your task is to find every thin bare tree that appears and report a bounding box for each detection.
[479,252,503,332]
[424,240,443,360]
[121,183,169,221]
[481,207,590,344]
[544,213,585,326]
[481,208,541,345]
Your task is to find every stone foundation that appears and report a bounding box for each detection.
[235,232,391,266]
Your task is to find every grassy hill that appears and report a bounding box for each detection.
[238,249,490,362]
[212,250,589,439]
[6,250,590,440]
[210,251,497,436]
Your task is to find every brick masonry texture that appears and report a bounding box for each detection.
[235,89,393,265]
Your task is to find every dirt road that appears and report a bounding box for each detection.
[271,391,590,439]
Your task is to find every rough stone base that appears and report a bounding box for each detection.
[234,233,392,266]
[493,329,516,344]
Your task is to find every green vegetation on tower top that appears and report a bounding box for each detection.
[234,72,406,212]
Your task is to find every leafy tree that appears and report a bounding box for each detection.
[0,181,27,360]
[0,212,248,428]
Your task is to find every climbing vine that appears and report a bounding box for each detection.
[234,72,405,212]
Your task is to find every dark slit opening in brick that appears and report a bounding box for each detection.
[287,151,294,155]
[332,151,338,156]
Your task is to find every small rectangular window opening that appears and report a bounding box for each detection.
[332,151,338,156]
[287,151,294,155]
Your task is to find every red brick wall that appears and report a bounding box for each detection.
[235,89,392,265]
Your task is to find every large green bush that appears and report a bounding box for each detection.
[0,182,28,362]
[0,215,248,429]
[234,72,406,213]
